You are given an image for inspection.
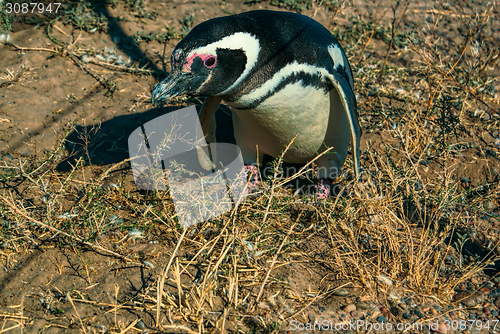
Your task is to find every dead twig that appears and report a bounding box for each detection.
[262,134,298,224]
[253,210,304,307]
[424,3,495,118]
[156,228,188,328]
[326,0,346,30]
[378,0,411,82]
[67,292,87,334]
[0,65,29,88]
[0,194,138,264]
[415,48,498,115]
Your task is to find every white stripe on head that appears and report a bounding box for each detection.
[328,44,353,89]
[187,32,260,95]
[237,61,330,105]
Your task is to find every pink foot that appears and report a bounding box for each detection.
[316,178,331,199]
[244,165,260,188]
[315,179,345,199]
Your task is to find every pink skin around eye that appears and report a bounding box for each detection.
[183,53,216,71]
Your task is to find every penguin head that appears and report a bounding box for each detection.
[152,17,257,106]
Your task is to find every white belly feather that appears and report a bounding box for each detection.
[227,82,351,178]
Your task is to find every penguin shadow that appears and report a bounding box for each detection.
[56,103,235,172]
[56,102,316,194]
[443,227,500,279]
[402,196,500,278]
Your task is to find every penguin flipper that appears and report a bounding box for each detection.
[326,72,361,178]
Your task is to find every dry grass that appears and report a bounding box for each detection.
[0,0,499,333]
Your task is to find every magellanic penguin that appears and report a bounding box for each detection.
[151,10,361,198]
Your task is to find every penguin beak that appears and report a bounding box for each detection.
[151,70,196,107]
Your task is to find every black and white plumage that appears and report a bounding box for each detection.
[151,10,361,196]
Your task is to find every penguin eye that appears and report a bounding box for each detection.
[204,56,216,68]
